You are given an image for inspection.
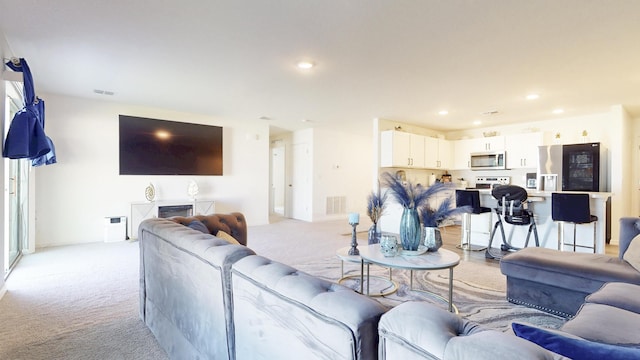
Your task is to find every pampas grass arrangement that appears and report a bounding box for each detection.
[381,172,446,209]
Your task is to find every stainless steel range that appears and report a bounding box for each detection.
[473,176,511,189]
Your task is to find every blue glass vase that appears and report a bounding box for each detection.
[400,208,421,251]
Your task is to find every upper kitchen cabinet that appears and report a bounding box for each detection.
[451,136,505,169]
[505,132,543,169]
[424,137,451,169]
[472,135,505,152]
[380,130,425,168]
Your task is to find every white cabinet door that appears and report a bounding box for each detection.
[505,132,543,169]
[473,136,505,152]
[452,138,474,169]
[424,137,451,169]
[380,131,425,168]
[424,136,439,169]
[409,133,425,168]
[438,139,452,169]
[381,131,410,167]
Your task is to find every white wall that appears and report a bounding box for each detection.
[310,127,373,223]
[271,127,373,224]
[34,93,270,247]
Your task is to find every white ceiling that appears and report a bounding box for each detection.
[1,0,639,134]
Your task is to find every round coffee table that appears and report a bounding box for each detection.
[359,244,460,312]
[335,246,398,297]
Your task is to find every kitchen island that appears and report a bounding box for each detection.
[473,190,612,254]
[379,188,612,254]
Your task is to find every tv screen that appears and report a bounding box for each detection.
[119,115,223,175]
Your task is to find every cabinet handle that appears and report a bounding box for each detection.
[437,160,441,168]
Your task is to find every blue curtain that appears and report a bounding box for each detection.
[3,58,56,166]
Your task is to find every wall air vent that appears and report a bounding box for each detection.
[326,196,346,215]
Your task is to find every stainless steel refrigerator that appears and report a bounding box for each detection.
[537,142,607,192]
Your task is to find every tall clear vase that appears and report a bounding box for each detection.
[399,208,421,251]
[368,223,381,244]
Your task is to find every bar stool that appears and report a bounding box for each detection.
[455,189,492,251]
[551,193,598,253]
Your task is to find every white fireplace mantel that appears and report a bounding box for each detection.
[130,199,215,239]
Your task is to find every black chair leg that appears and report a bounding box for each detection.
[486,219,505,260]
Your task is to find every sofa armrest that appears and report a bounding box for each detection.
[619,217,640,259]
[170,212,248,245]
[378,301,485,359]
[379,302,564,360]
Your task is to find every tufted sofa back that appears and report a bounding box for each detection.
[231,254,386,360]
[169,212,248,245]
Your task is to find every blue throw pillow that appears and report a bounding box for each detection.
[512,322,640,360]
[187,220,209,234]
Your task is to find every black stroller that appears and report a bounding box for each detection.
[485,185,540,260]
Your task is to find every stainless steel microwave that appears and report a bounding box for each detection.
[470,151,506,170]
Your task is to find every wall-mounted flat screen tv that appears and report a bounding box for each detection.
[119,115,223,175]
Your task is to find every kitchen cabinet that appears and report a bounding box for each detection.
[505,132,543,169]
[380,130,425,168]
[471,136,505,152]
[452,136,505,170]
[424,137,451,169]
[452,138,473,169]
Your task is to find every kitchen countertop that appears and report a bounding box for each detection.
[474,189,612,199]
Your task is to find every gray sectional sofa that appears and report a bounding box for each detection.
[500,217,640,317]
[139,214,640,359]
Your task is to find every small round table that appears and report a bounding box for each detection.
[359,244,460,312]
[335,246,398,297]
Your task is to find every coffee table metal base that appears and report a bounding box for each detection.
[363,264,458,313]
[336,248,398,296]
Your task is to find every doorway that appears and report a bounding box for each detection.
[270,143,285,216]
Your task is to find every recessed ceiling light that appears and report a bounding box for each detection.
[552,108,565,114]
[258,116,272,121]
[301,118,311,122]
[473,120,482,125]
[438,110,449,116]
[526,94,540,100]
[296,61,314,70]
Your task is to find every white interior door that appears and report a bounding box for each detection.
[292,143,311,221]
